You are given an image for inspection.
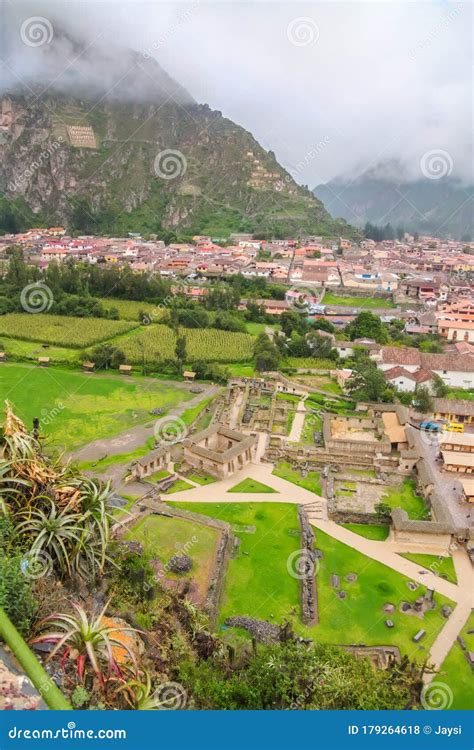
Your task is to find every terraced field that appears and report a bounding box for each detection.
[0,313,138,348]
[120,325,254,363]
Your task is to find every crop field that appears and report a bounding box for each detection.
[97,298,166,322]
[120,325,254,363]
[0,313,138,348]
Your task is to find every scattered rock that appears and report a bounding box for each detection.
[441,605,453,618]
[331,574,340,588]
[383,603,395,613]
[413,629,426,643]
[224,616,280,643]
[338,590,347,599]
[385,620,394,628]
[345,572,357,583]
[457,636,467,651]
[407,581,418,591]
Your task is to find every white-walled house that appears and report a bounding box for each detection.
[376,347,474,390]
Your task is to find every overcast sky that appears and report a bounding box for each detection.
[3,0,472,185]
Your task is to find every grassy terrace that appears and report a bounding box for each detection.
[228,478,277,493]
[381,479,427,520]
[273,461,322,495]
[438,613,474,709]
[341,523,390,541]
[124,513,220,601]
[172,502,453,659]
[322,293,395,309]
[0,363,191,451]
[400,553,457,584]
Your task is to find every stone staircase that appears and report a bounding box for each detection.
[304,499,328,523]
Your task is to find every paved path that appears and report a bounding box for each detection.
[165,457,473,681]
[288,397,307,442]
[68,384,220,463]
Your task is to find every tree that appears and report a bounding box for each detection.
[347,358,393,402]
[253,333,280,372]
[175,335,187,366]
[374,502,392,520]
[346,311,388,344]
[413,386,434,414]
[431,373,448,398]
[90,344,125,370]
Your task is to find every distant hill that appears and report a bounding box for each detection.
[313,169,473,239]
[0,28,353,240]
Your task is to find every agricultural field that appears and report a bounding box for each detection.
[120,325,254,363]
[0,338,81,363]
[0,313,138,348]
[0,363,191,450]
[97,298,166,322]
[322,293,395,309]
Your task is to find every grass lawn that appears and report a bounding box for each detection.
[300,413,322,444]
[164,479,195,494]
[125,513,220,600]
[311,529,453,659]
[273,461,322,495]
[1,338,81,363]
[147,469,172,482]
[172,502,452,660]
[446,387,474,402]
[172,502,301,625]
[78,438,156,472]
[180,394,216,428]
[276,393,301,404]
[437,613,474,709]
[381,479,427,520]
[285,357,334,370]
[323,293,395,309]
[400,553,457,584]
[0,363,191,451]
[226,363,256,378]
[188,473,217,485]
[228,478,277,493]
[342,523,390,541]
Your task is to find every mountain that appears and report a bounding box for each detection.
[313,164,473,239]
[0,28,352,239]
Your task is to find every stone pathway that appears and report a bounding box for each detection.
[288,396,307,442]
[73,417,473,688]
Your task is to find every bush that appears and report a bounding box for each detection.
[0,554,38,636]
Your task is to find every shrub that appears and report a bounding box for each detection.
[0,553,37,636]
[168,554,193,575]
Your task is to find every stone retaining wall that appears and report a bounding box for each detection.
[298,506,318,625]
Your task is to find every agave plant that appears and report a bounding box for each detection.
[16,498,85,576]
[113,667,159,710]
[31,601,139,682]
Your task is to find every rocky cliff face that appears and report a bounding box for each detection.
[0,23,352,238]
[0,91,351,237]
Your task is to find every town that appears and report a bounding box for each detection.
[0,224,472,713]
